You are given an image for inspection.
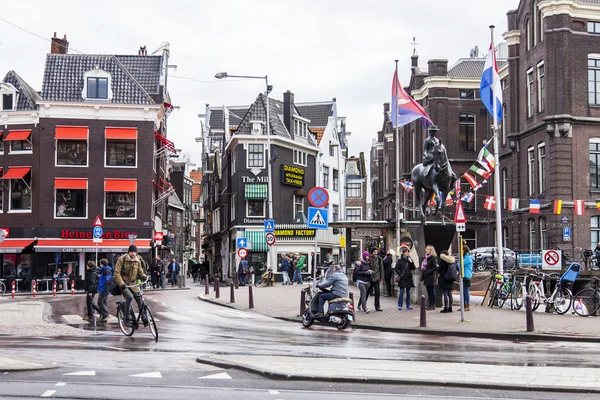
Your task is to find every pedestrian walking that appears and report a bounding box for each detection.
[366,249,384,311]
[421,245,438,310]
[280,253,291,285]
[238,255,249,286]
[462,246,474,311]
[293,252,305,284]
[151,255,164,289]
[168,258,180,287]
[96,259,112,322]
[437,250,456,313]
[354,251,372,313]
[395,247,416,310]
[382,251,394,296]
[83,261,100,321]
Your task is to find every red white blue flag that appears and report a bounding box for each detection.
[392,70,433,129]
[480,44,503,124]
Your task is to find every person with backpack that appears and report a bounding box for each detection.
[437,250,456,313]
[96,259,112,322]
[395,247,416,310]
[83,261,101,321]
[462,246,474,311]
[238,255,249,286]
[114,245,148,327]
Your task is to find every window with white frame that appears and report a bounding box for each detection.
[247,144,264,168]
[332,204,339,222]
[106,192,135,218]
[323,166,329,189]
[293,150,307,166]
[528,218,537,251]
[294,119,308,138]
[333,169,339,191]
[528,146,535,196]
[540,217,547,250]
[293,195,304,217]
[230,195,236,221]
[106,140,136,166]
[56,189,87,218]
[346,182,362,198]
[9,173,32,212]
[591,216,600,250]
[590,138,600,189]
[230,152,236,176]
[533,2,538,46]
[212,208,221,233]
[346,207,361,221]
[329,142,335,156]
[588,55,600,105]
[247,199,265,218]
[82,67,112,101]
[57,141,87,166]
[459,113,475,151]
[537,62,545,112]
[527,68,534,117]
[459,89,475,99]
[10,138,32,152]
[589,21,600,34]
[538,142,545,193]
[2,93,14,111]
[526,18,532,51]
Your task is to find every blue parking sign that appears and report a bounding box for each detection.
[563,227,571,242]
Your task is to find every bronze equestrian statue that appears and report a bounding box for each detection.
[411,126,457,225]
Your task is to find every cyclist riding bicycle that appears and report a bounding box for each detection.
[114,245,148,327]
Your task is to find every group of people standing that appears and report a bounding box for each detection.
[150,255,181,289]
[280,252,306,285]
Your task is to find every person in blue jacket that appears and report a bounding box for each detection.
[97,258,113,322]
[462,246,474,311]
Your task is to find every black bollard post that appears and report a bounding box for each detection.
[300,290,306,316]
[249,285,254,309]
[230,283,235,303]
[234,271,239,290]
[526,295,534,332]
[204,275,209,295]
[215,277,220,299]
[349,292,356,321]
[420,295,427,327]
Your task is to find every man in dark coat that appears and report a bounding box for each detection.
[395,248,416,310]
[382,251,394,297]
[366,249,384,311]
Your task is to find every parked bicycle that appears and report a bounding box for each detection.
[572,277,600,317]
[116,278,158,340]
[542,263,581,315]
[0,280,5,296]
[488,272,524,310]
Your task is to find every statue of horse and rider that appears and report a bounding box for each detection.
[411,126,458,225]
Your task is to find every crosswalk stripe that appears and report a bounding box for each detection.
[41,390,57,397]
[198,372,232,380]
[63,370,95,376]
[157,312,192,322]
[130,371,162,378]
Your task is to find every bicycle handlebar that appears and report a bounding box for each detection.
[123,277,151,288]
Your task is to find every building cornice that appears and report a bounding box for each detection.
[539,0,600,20]
[0,111,39,127]
[37,102,161,125]
[503,30,521,47]
[412,77,481,101]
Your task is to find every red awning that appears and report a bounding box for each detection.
[34,239,151,253]
[55,126,89,140]
[104,179,137,192]
[154,131,176,151]
[0,239,35,254]
[54,178,88,190]
[1,167,31,179]
[105,128,138,140]
[4,130,31,141]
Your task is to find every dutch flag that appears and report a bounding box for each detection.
[480,44,503,124]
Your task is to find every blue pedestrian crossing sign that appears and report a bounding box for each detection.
[264,219,275,233]
[307,207,329,229]
[237,238,248,248]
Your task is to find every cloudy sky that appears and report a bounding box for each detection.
[1,0,520,172]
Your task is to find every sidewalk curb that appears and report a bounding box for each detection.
[0,357,56,372]
[197,294,600,343]
[195,356,600,394]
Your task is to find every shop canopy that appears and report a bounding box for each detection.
[54,126,89,140]
[104,179,137,192]
[244,231,268,252]
[54,178,88,190]
[34,239,151,253]
[0,239,36,254]
[3,130,31,141]
[105,128,138,140]
[245,184,267,199]
[1,167,31,180]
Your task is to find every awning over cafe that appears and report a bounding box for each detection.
[34,239,151,253]
[0,239,36,254]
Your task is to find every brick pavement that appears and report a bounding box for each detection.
[197,282,600,340]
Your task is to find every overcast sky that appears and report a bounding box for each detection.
[1,0,520,175]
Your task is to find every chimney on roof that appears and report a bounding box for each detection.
[50,32,69,55]
[411,54,418,68]
[283,90,295,137]
[138,46,147,55]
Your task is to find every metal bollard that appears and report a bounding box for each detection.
[234,272,239,290]
[32,280,37,298]
[204,275,210,295]
[249,284,254,309]
[230,282,235,303]
[349,292,356,321]
[71,280,75,296]
[215,278,220,299]
[526,295,535,332]
[11,281,15,299]
[300,290,306,316]
[53,280,57,297]
[420,295,427,327]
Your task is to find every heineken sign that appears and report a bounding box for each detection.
[281,164,305,187]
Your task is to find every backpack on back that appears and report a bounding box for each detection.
[445,263,458,282]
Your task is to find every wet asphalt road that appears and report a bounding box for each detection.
[0,289,599,399]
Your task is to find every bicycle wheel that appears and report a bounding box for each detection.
[512,284,524,310]
[145,307,158,340]
[554,287,573,315]
[0,281,5,296]
[488,288,498,308]
[117,304,136,336]
[573,288,600,317]
[530,285,542,312]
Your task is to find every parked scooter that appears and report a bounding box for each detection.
[301,276,354,331]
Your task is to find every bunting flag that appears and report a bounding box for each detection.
[463,172,480,190]
[445,194,454,206]
[508,198,519,211]
[553,200,562,214]
[454,179,461,198]
[483,196,496,210]
[596,200,600,211]
[529,199,541,214]
[574,200,585,215]
[461,192,475,203]
[478,147,496,171]
[429,195,437,207]
[469,165,491,179]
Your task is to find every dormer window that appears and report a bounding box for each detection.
[82,68,112,101]
[2,94,14,110]
[0,83,18,111]
[294,119,308,138]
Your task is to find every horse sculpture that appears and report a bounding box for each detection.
[411,143,458,225]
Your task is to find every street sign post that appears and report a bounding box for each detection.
[542,250,562,270]
[264,220,275,233]
[237,238,248,249]
[308,187,329,208]
[265,232,276,246]
[307,207,329,229]
[563,227,571,242]
[237,248,248,258]
[93,215,103,263]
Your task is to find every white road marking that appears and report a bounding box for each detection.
[157,312,191,322]
[55,382,66,387]
[102,346,129,351]
[41,390,57,397]
[63,370,95,376]
[269,390,280,394]
[69,341,88,345]
[130,371,162,378]
[199,372,232,380]
[35,337,52,340]
[62,315,89,324]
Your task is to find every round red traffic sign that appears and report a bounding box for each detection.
[265,232,276,246]
[238,248,248,258]
[544,250,560,266]
[308,187,329,208]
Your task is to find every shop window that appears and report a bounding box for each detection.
[105,192,136,218]
[57,140,88,166]
[247,199,265,218]
[56,189,87,218]
[10,174,31,211]
[106,140,136,167]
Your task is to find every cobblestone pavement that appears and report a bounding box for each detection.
[197,281,600,340]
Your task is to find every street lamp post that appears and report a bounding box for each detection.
[215,72,274,269]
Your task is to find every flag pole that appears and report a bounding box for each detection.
[490,25,504,275]
[394,60,401,256]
